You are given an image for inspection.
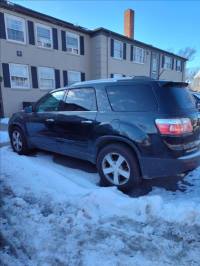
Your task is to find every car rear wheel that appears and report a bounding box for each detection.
[97,143,141,192]
[11,127,30,155]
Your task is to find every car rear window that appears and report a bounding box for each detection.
[106,84,157,112]
[156,87,196,111]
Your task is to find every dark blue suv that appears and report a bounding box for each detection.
[8,78,200,192]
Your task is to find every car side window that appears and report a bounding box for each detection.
[36,90,65,112]
[106,85,157,112]
[61,88,97,111]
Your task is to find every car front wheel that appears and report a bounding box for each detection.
[97,143,141,192]
[11,127,30,155]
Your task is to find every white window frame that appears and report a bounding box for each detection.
[9,63,30,89]
[176,60,182,72]
[164,56,173,70]
[68,71,81,86]
[113,39,123,60]
[5,13,26,44]
[66,32,80,55]
[38,67,55,90]
[133,46,145,64]
[36,23,53,49]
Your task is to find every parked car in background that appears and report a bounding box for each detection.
[8,77,200,192]
[192,92,200,112]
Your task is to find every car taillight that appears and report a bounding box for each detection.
[155,118,193,136]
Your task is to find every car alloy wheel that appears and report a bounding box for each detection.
[102,152,130,185]
[12,130,23,152]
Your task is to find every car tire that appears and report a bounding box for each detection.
[97,143,141,192]
[10,127,30,155]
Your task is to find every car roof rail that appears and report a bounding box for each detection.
[116,76,155,82]
[133,76,155,80]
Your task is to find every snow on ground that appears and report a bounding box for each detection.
[0,131,9,144]
[0,117,9,125]
[0,145,200,265]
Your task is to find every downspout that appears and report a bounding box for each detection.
[157,53,161,80]
[182,61,185,82]
[0,38,4,118]
[106,33,110,78]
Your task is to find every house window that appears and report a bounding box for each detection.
[164,56,173,70]
[68,71,81,86]
[133,46,145,64]
[113,40,123,59]
[66,32,80,54]
[36,24,52,49]
[176,60,182,71]
[9,64,30,89]
[38,67,55,90]
[5,14,26,44]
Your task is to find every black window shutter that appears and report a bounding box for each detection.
[162,55,165,68]
[110,74,114,78]
[52,28,58,50]
[130,45,133,61]
[81,72,85,81]
[31,66,38,88]
[172,58,174,70]
[55,69,60,88]
[110,39,114,57]
[61,30,66,51]
[27,21,35,45]
[63,70,68,86]
[181,61,183,72]
[80,36,84,55]
[2,63,11,88]
[123,43,126,60]
[0,12,6,39]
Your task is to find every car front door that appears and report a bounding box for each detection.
[26,90,66,152]
[56,87,97,160]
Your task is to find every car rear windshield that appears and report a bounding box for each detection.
[106,84,157,112]
[156,86,196,111]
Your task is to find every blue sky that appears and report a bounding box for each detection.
[12,0,200,69]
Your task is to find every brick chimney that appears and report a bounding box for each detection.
[124,9,134,39]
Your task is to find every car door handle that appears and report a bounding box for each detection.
[81,120,93,124]
[46,118,55,123]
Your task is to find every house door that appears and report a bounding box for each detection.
[151,52,159,79]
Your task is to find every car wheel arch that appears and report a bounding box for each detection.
[95,136,142,174]
[9,123,25,138]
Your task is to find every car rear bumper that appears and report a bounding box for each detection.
[140,149,200,179]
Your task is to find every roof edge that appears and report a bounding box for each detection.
[92,27,188,61]
[0,0,187,61]
[0,0,92,34]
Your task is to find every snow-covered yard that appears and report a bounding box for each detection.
[0,144,200,266]
[0,131,9,144]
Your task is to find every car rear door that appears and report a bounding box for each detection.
[55,87,98,160]
[26,90,66,152]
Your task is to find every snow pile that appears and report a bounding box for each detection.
[0,117,9,125]
[0,146,200,265]
[0,131,9,144]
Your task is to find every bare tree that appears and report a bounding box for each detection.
[186,67,199,82]
[178,47,199,84]
[178,47,197,61]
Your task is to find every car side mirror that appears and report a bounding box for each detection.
[24,105,33,113]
